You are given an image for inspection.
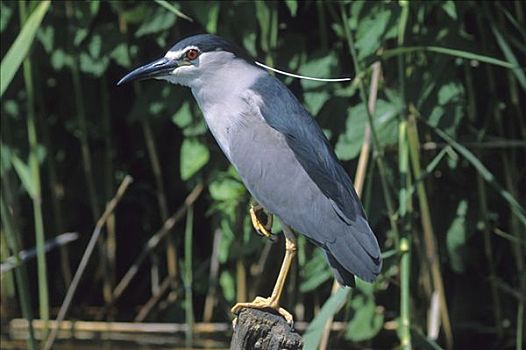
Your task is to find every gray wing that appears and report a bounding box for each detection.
[251,76,363,223]
[231,74,381,283]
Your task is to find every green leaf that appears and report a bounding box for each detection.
[154,0,193,22]
[381,46,518,70]
[0,2,13,33]
[299,54,338,115]
[79,52,109,77]
[300,249,332,292]
[355,8,392,60]
[180,138,209,181]
[110,43,131,68]
[36,25,54,53]
[172,102,192,129]
[335,99,399,160]
[0,143,13,176]
[346,294,384,341]
[50,49,72,71]
[490,23,526,93]
[135,7,176,37]
[285,0,298,17]
[186,1,220,34]
[11,155,37,198]
[255,1,271,52]
[303,287,350,350]
[218,218,235,263]
[0,0,50,97]
[446,200,468,273]
[209,178,245,202]
[219,271,235,302]
[441,1,457,20]
[427,81,465,135]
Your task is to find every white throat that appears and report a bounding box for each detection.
[186,52,266,159]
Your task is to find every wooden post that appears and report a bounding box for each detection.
[230,308,303,350]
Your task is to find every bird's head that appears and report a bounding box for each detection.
[117,34,255,89]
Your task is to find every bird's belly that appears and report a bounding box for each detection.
[226,119,326,238]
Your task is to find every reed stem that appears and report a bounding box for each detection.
[1,197,37,350]
[184,205,195,347]
[19,0,49,340]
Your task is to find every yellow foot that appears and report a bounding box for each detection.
[231,296,293,324]
[250,203,275,240]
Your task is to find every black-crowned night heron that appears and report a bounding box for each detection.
[118,34,381,322]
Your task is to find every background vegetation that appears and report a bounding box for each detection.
[1,1,525,349]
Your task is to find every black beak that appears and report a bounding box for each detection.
[117,57,178,86]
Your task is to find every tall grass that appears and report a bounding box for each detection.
[18,0,50,341]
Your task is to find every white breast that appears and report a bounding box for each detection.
[190,58,266,160]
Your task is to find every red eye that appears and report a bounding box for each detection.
[185,49,199,60]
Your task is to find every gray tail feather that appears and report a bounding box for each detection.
[326,219,382,283]
[324,250,355,287]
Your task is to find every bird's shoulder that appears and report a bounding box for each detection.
[244,75,365,224]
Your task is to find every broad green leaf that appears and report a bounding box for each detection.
[446,200,468,273]
[427,81,464,135]
[285,0,298,17]
[303,287,350,350]
[218,218,235,263]
[180,138,209,180]
[79,52,109,77]
[50,49,73,71]
[346,294,384,341]
[355,8,392,60]
[299,54,338,115]
[71,2,100,45]
[300,249,332,292]
[171,102,207,136]
[0,2,13,33]
[255,1,271,52]
[135,7,176,37]
[219,271,235,302]
[172,102,192,129]
[441,1,457,20]
[11,155,37,198]
[335,99,399,160]
[209,178,245,202]
[36,25,53,53]
[0,0,50,97]
[110,43,131,68]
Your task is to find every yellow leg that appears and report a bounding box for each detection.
[250,202,273,239]
[231,225,297,323]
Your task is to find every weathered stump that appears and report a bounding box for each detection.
[230,308,303,350]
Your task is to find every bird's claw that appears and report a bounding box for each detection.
[250,203,276,241]
[231,296,294,325]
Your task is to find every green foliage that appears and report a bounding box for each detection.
[303,287,350,350]
[345,280,383,342]
[336,99,400,160]
[1,1,525,349]
[446,200,468,273]
[180,138,209,180]
[0,0,50,96]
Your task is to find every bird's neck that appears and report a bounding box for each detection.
[189,59,266,160]
[190,59,265,112]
